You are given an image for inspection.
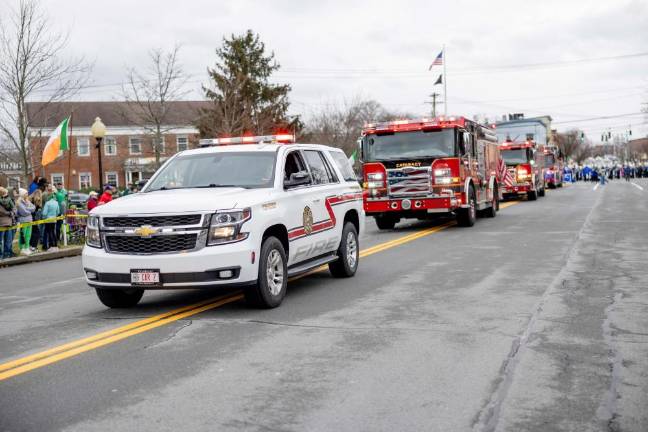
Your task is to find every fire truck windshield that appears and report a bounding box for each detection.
[363,129,455,161]
[501,148,530,165]
[545,154,556,165]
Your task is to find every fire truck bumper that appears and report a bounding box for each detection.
[503,184,531,195]
[364,196,459,214]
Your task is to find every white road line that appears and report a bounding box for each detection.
[593,183,600,191]
[630,182,644,191]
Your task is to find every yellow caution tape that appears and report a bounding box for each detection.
[0,213,88,232]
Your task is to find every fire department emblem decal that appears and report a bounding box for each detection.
[303,206,314,235]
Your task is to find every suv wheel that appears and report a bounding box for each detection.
[244,236,287,308]
[457,185,477,227]
[95,288,144,308]
[329,222,359,278]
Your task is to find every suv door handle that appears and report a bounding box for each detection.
[312,198,321,203]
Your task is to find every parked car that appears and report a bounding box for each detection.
[68,192,89,208]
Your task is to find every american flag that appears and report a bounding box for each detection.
[428,50,444,70]
[498,158,514,187]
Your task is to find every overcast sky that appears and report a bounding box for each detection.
[6,0,648,141]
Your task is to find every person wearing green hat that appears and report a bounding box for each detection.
[54,182,67,242]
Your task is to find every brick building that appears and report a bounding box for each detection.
[27,101,209,191]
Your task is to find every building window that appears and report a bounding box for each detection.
[104,137,117,156]
[154,136,165,154]
[105,171,119,188]
[526,133,535,141]
[79,172,92,190]
[129,137,142,155]
[51,173,64,187]
[77,137,90,156]
[177,136,188,152]
[126,171,142,186]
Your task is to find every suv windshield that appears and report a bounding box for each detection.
[363,129,455,161]
[145,151,276,191]
[501,149,530,165]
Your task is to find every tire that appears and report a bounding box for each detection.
[329,222,359,278]
[244,236,287,308]
[457,185,477,227]
[95,288,144,308]
[528,189,538,201]
[538,187,545,197]
[484,187,498,218]
[375,215,397,230]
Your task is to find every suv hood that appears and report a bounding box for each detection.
[91,187,265,215]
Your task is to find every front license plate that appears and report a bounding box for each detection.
[131,269,160,285]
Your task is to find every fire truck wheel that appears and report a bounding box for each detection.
[484,188,498,218]
[528,190,538,201]
[244,236,287,308]
[375,215,397,230]
[95,288,144,308]
[457,185,477,227]
[329,222,359,278]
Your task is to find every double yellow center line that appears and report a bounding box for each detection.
[0,201,518,381]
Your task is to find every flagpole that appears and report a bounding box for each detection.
[443,44,447,116]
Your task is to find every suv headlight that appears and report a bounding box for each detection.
[208,208,251,245]
[86,215,102,248]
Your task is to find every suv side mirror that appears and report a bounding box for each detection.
[284,171,311,189]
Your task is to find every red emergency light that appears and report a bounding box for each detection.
[363,116,467,134]
[199,134,295,147]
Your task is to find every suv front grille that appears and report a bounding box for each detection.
[103,214,202,228]
[106,234,199,254]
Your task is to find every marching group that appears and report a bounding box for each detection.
[569,164,648,183]
[0,177,122,260]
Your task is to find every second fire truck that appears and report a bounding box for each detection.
[499,139,546,200]
[360,116,501,229]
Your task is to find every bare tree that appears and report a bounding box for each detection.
[302,96,411,156]
[0,0,91,184]
[556,129,590,163]
[121,45,189,169]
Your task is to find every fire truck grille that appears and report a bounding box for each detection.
[387,168,431,196]
[106,234,199,254]
[103,214,202,227]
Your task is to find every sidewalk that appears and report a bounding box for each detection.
[0,246,83,268]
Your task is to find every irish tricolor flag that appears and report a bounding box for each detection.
[41,117,70,166]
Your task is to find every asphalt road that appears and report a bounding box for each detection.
[1,179,647,432]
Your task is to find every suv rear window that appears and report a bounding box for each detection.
[329,151,357,182]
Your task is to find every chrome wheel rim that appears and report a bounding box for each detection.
[266,249,284,296]
[346,231,358,269]
[470,197,476,219]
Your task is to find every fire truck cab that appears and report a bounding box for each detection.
[360,116,501,229]
[499,140,546,200]
[543,146,564,189]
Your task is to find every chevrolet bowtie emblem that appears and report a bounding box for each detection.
[133,225,159,237]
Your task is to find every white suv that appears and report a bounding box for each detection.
[82,135,364,309]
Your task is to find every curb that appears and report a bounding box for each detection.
[0,246,83,268]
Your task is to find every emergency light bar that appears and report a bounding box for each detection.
[199,134,295,147]
[363,116,468,134]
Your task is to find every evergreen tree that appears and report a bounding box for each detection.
[196,30,301,138]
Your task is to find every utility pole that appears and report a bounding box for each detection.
[426,92,443,117]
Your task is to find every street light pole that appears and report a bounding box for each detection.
[91,117,107,191]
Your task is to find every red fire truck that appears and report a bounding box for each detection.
[360,116,501,229]
[499,140,545,200]
[543,146,564,188]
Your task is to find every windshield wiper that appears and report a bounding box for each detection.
[195,184,248,188]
